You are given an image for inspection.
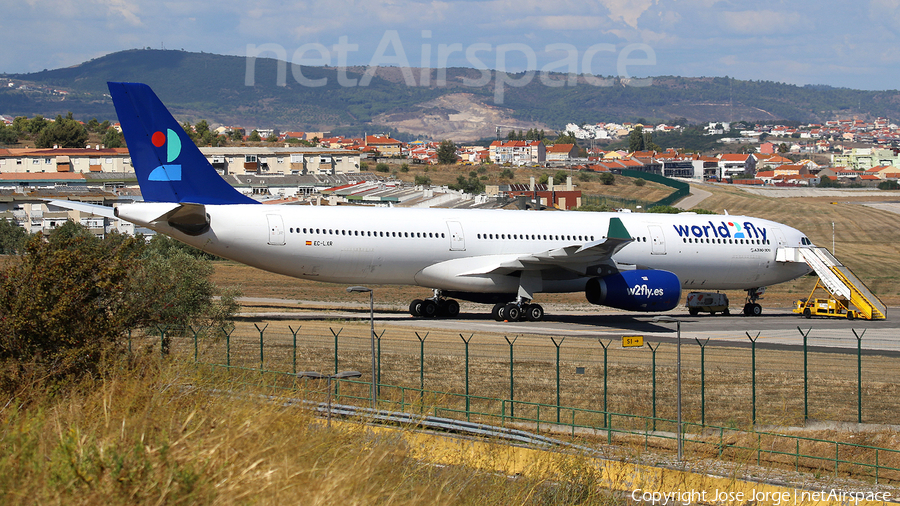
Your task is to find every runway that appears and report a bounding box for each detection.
[237,298,899,354]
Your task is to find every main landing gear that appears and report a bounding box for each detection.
[408,289,460,318]
[491,298,545,322]
[742,287,766,316]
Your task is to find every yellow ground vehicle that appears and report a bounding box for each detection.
[793,297,859,320]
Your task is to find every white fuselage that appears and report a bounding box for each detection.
[120,203,812,297]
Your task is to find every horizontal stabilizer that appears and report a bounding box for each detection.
[46,200,117,219]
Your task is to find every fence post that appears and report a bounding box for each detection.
[254,323,268,371]
[288,325,301,375]
[747,332,760,426]
[599,339,610,428]
[416,332,428,407]
[695,338,709,427]
[189,326,201,363]
[222,326,234,366]
[157,325,169,358]
[646,341,660,431]
[460,333,473,422]
[798,327,811,423]
[375,330,386,395]
[329,327,343,375]
[852,329,866,424]
[505,335,517,418]
[127,329,132,355]
[551,337,564,423]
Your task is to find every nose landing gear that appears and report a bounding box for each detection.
[743,287,766,316]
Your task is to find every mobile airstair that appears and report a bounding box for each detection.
[778,247,886,320]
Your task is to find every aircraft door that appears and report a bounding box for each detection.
[266,214,285,246]
[771,227,787,247]
[649,225,666,255]
[446,221,466,251]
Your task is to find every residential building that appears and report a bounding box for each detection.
[365,135,403,156]
[198,147,361,175]
[832,147,900,171]
[0,147,131,174]
[717,153,757,178]
[488,140,546,165]
[546,143,578,162]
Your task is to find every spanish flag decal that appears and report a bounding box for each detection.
[306,241,312,246]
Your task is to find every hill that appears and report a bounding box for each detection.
[3,49,900,141]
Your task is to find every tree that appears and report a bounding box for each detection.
[0,219,27,254]
[0,124,17,146]
[35,114,88,148]
[818,176,840,188]
[0,222,239,387]
[436,140,458,164]
[628,126,645,152]
[375,162,390,172]
[599,172,615,185]
[878,180,900,190]
[249,130,262,142]
[449,175,485,195]
[553,131,578,145]
[102,128,124,148]
[27,115,47,135]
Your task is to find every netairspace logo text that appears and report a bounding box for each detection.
[631,487,892,506]
[244,30,656,104]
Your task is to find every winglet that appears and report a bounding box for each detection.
[607,217,632,241]
[107,82,257,205]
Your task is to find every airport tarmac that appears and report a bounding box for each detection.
[238,298,899,354]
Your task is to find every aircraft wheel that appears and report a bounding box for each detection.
[503,304,521,322]
[420,299,438,318]
[443,299,460,318]
[803,308,812,319]
[492,303,506,321]
[525,304,544,322]
[750,303,763,316]
[742,303,752,316]
[409,299,423,317]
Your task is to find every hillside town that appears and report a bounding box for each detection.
[1,110,899,239]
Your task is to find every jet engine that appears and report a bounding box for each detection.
[585,270,682,312]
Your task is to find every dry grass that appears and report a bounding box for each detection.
[0,354,622,505]
[134,325,900,486]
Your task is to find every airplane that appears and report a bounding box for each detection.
[52,82,814,322]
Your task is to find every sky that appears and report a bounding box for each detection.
[3,0,900,91]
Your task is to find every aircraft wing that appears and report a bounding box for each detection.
[460,216,633,277]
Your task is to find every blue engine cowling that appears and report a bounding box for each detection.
[585,270,682,312]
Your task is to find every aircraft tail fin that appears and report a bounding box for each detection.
[107,82,257,205]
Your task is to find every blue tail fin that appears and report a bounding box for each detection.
[108,82,257,205]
